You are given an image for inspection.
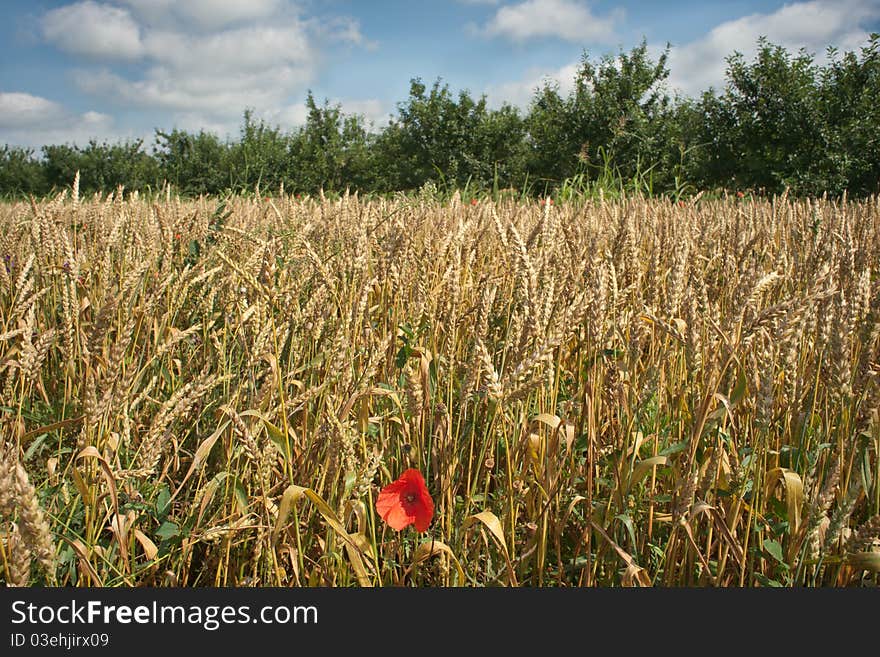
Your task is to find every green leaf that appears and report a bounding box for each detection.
[23,433,49,461]
[263,418,288,455]
[659,440,688,456]
[730,369,748,406]
[233,480,249,515]
[395,346,410,370]
[156,484,171,517]
[615,513,638,552]
[156,521,179,541]
[763,539,784,564]
[343,470,357,499]
[754,573,783,587]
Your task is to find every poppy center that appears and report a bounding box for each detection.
[403,492,417,505]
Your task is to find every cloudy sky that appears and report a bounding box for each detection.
[1,0,879,148]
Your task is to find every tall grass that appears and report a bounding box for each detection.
[1,184,878,586]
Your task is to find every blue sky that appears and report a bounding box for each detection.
[1,0,879,148]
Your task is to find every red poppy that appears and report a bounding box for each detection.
[470,198,478,206]
[375,469,434,532]
[736,191,745,198]
[174,232,182,240]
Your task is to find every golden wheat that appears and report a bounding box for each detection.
[0,190,877,587]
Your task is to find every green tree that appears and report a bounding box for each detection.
[154,129,230,195]
[290,92,374,194]
[227,109,292,194]
[716,38,826,194]
[0,146,48,197]
[374,78,526,192]
[4,34,878,200]
[41,140,160,194]
[525,40,677,193]
[817,34,880,196]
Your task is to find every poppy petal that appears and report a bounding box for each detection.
[384,504,414,531]
[413,508,432,532]
[375,482,405,518]
[376,469,434,532]
[415,488,434,530]
[399,469,423,486]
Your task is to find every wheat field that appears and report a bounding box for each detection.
[1,185,878,587]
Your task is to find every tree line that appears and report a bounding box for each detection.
[2,36,879,199]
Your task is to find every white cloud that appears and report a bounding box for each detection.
[37,0,371,136]
[140,24,313,74]
[0,92,116,147]
[665,0,880,96]
[307,15,377,49]
[481,0,880,109]
[485,0,880,109]
[163,112,240,138]
[76,63,312,116]
[118,0,283,31]
[0,92,66,128]
[338,99,391,128]
[273,103,310,128]
[486,62,580,108]
[258,98,389,132]
[41,1,144,59]
[481,0,621,43]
